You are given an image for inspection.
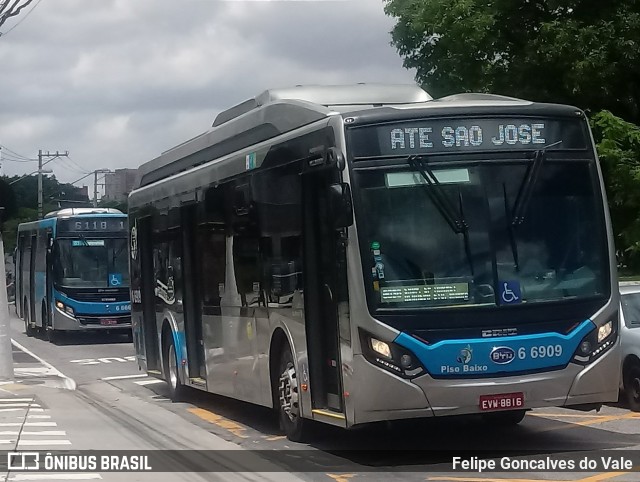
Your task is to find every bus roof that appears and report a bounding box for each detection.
[134,84,582,190]
[136,83,431,188]
[43,208,123,218]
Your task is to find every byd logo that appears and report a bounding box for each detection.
[490,346,515,365]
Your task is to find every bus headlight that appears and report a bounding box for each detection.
[572,316,617,365]
[360,330,425,379]
[55,301,75,317]
[370,338,392,359]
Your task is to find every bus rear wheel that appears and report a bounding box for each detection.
[276,348,307,442]
[24,300,34,337]
[164,336,186,402]
[482,409,527,426]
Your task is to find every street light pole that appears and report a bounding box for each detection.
[0,216,13,381]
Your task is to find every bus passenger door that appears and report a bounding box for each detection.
[28,234,37,324]
[138,217,161,371]
[44,233,53,327]
[303,172,347,414]
[181,205,205,382]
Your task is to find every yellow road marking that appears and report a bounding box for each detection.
[529,413,610,419]
[327,474,356,482]
[428,472,630,482]
[535,412,640,433]
[187,407,247,438]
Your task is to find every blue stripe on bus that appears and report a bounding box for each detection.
[393,320,594,377]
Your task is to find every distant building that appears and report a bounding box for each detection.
[103,169,138,203]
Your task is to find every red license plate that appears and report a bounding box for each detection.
[100,319,117,326]
[479,392,524,411]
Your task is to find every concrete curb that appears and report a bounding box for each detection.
[11,339,77,390]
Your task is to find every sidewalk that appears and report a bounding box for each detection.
[7,340,75,391]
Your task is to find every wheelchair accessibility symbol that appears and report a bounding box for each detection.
[109,273,123,287]
[499,280,521,305]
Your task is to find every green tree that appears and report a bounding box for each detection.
[590,111,640,273]
[384,0,640,123]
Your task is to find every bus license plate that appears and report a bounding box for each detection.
[479,392,524,411]
[100,319,117,326]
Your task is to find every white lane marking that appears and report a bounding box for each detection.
[0,403,39,408]
[71,356,136,365]
[134,379,164,386]
[0,422,56,427]
[11,474,102,480]
[0,398,34,402]
[0,409,27,413]
[17,440,71,446]
[27,415,51,419]
[101,374,146,381]
[11,340,76,390]
[0,431,66,436]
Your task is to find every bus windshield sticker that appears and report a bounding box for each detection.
[499,280,522,305]
[109,273,123,287]
[71,239,105,247]
[380,283,469,303]
[245,152,256,170]
[386,169,470,188]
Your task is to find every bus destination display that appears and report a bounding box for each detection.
[350,118,587,157]
[58,217,128,233]
[380,283,469,304]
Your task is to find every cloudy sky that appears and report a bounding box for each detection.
[0,0,415,196]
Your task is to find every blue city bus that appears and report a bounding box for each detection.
[15,208,131,342]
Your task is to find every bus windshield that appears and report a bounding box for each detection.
[356,158,608,311]
[53,238,130,289]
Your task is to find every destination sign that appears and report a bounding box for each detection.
[58,217,128,234]
[349,118,587,158]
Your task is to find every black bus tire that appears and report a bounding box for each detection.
[46,328,59,343]
[164,335,187,402]
[24,301,34,337]
[276,347,307,442]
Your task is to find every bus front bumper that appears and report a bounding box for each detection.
[53,307,132,332]
[350,345,620,424]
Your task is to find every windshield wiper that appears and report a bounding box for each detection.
[503,183,520,271]
[510,140,563,226]
[408,155,468,233]
[407,155,474,275]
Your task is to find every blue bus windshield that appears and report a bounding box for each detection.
[53,238,129,289]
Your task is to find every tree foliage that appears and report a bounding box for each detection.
[384,0,640,124]
[590,111,640,272]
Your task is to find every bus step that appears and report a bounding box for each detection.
[189,377,206,386]
[311,409,345,421]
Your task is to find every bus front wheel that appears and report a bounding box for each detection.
[164,336,186,402]
[276,348,307,442]
[24,300,34,337]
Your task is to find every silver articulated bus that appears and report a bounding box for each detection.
[129,84,620,440]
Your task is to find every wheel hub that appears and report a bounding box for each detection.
[279,362,299,422]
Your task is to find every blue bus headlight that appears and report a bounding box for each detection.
[360,329,425,379]
[572,316,617,365]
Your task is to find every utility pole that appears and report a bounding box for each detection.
[37,150,68,219]
[0,209,12,381]
[93,169,110,207]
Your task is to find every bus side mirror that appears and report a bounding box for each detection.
[328,183,353,229]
